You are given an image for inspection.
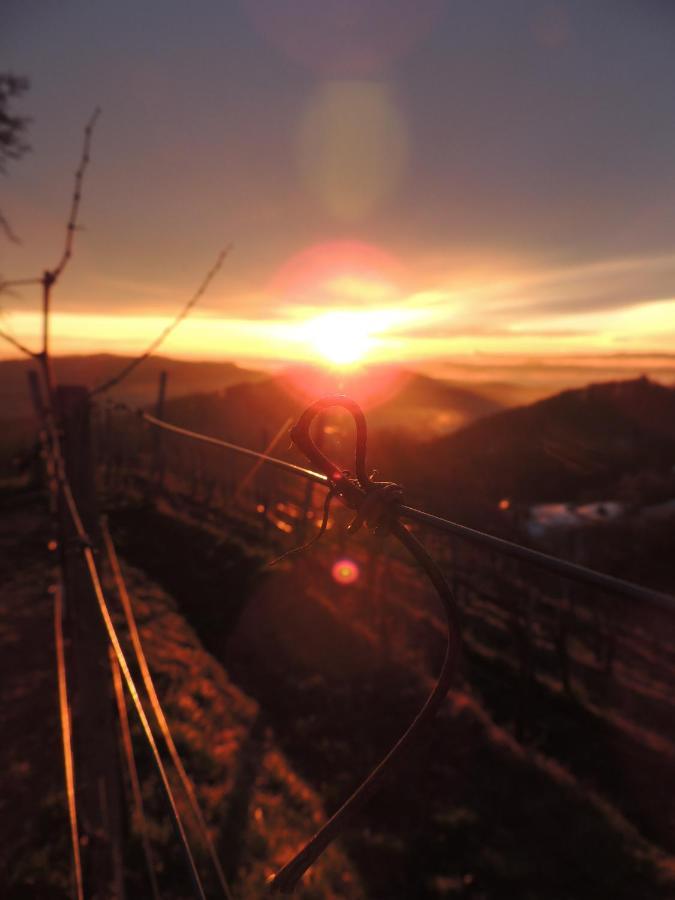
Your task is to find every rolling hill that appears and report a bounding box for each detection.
[409,377,675,512]
[0,354,264,419]
[158,364,505,463]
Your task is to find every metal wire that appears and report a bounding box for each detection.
[270,394,463,893]
[102,519,234,900]
[40,413,208,900]
[53,582,85,900]
[141,411,329,485]
[82,541,207,900]
[138,410,675,613]
[110,647,161,900]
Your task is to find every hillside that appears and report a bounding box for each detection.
[159,365,503,460]
[411,377,675,512]
[0,354,264,419]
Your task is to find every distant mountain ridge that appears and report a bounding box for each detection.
[406,376,675,513]
[0,354,264,418]
[159,364,504,461]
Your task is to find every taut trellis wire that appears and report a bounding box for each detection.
[133,407,675,614]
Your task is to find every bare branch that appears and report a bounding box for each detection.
[50,107,101,283]
[0,276,42,294]
[0,210,20,244]
[0,326,38,357]
[90,245,232,396]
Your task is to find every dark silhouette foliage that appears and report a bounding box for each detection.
[0,72,30,243]
[0,73,30,173]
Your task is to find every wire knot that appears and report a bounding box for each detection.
[347,480,404,536]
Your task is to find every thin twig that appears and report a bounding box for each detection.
[90,245,232,397]
[50,107,101,283]
[268,488,335,567]
[0,277,42,297]
[38,107,101,389]
[0,278,42,288]
[0,211,21,244]
[0,325,38,357]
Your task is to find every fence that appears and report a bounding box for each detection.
[92,383,675,862]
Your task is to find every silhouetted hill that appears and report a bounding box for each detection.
[0,354,263,418]
[410,377,675,514]
[161,365,503,458]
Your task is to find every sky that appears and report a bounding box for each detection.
[2,0,675,373]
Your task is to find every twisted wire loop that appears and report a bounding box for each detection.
[269,395,463,895]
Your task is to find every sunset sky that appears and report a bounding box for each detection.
[2,1,675,372]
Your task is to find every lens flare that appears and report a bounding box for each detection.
[298,81,408,221]
[331,558,360,585]
[242,0,445,77]
[271,240,404,308]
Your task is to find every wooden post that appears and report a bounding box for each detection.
[57,385,126,900]
[153,370,167,492]
[26,369,56,502]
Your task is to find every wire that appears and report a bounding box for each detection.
[138,410,675,613]
[109,647,161,900]
[141,410,329,486]
[270,394,463,892]
[40,412,208,900]
[233,416,293,503]
[53,582,85,900]
[268,487,335,567]
[102,519,234,900]
[90,246,231,397]
[82,541,207,900]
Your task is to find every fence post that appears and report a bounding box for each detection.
[26,369,56,502]
[153,370,168,492]
[57,385,126,900]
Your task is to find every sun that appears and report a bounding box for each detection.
[304,311,374,366]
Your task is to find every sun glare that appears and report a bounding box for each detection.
[304,311,374,366]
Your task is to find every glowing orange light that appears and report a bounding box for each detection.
[305,310,373,365]
[498,499,511,511]
[331,558,360,585]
